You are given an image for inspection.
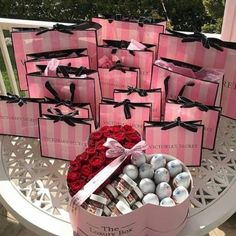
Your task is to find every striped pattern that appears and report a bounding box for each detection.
[144,124,203,166]
[0,101,40,138]
[99,68,139,99]
[114,90,161,121]
[164,103,221,150]
[99,103,151,136]
[98,46,154,89]
[25,56,90,74]
[92,17,165,51]
[41,104,90,118]
[158,33,236,119]
[151,65,219,114]
[27,75,98,120]
[12,29,101,90]
[39,119,94,160]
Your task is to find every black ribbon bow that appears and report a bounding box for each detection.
[161,117,199,132]
[36,24,75,35]
[104,40,136,56]
[45,81,76,110]
[43,108,90,127]
[102,99,150,119]
[177,96,209,112]
[167,29,223,51]
[146,118,200,132]
[0,93,43,107]
[36,21,101,36]
[115,87,161,97]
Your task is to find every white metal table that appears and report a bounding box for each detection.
[0,116,236,236]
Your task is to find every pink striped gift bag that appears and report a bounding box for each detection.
[98,41,155,89]
[158,31,236,119]
[92,15,165,49]
[114,87,162,121]
[165,97,221,150]
[156,58,224,106]
[12,22,102,90]
[0,94,42,138]
[39,109,95,160]
[25,48,90,74]
[144,118,204,166]
[151,62,220,114]
[98,65,139,99]
[99,99,152,136]
[40,81,93,118]
[27,66,101,121]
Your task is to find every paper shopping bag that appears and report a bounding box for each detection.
[99,99,152,135]
[98,40,155,89]
[98,64,139,99]
[12,22,102,90]
[144,118,204,166]
[158,31,236,119]
[165,97,221,150]
[39,109,95,160]
[114,87,162,121]
[25,48,90,74]
[0,94,42,138]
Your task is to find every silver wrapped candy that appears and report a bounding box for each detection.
[172,186,189,204]
[139,178,155,194]
[123,164,139,180]
[150,154,166,170]
[142,193,159,205]
[154,168,170,184]
[167,160,183,178]
[160,197,176,207]
[131,152,146,167]
[173,172,191,189]
[155,182,172,200]
[139,163,154,179]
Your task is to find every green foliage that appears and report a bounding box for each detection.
[203,0,225,18]
[0,0,225,32]
[163,0,208,31]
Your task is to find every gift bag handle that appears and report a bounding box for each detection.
[178,81,195,97]
[36,22,102,35]
[163,75,195,99]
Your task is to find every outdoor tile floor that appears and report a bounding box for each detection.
[0,201,236,236]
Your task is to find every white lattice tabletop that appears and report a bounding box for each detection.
[0,116,236,236]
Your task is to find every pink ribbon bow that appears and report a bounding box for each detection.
[70,138,147,208]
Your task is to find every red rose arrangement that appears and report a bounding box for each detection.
[67,125,141,196]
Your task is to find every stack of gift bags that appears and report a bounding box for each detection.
[0,14,236,235]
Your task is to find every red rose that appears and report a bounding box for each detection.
[90,131,103,141]
[105,158,114,165]
[79,152,89,162]
[113,133,125,142]
[86,147,96,156]
[112,125,122,133]
[89,155,105,170]
[95,138,107,148]
[88,138,96,147]
[100,126,112,133]
[81,164,92,177]
[97,144,106,152]
[69,179,86,194]
[122,125,134,132]
[126,133,141,142]
[103,131,114,138]
[67,171,81,182]
[69,159,81,170]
